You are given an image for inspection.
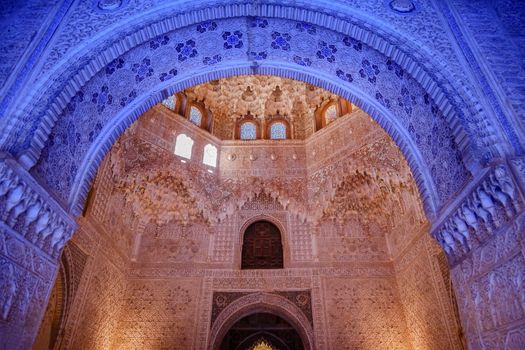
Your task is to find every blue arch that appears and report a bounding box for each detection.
[61,65,442,218]
[0,9,484,222]
[3,2,493,167]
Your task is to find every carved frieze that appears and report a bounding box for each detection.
[432,164,522,265]
[0,158,76,258]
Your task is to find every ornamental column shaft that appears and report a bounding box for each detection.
[0,155,76,350]
[431,159,525,349]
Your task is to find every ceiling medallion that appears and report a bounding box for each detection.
[95,0,126,12]
[389,0,416,13]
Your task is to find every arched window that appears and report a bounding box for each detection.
[203,144,218,167]
[174,134,194,159]
[324,104,338,125]
[270,122,287,139]
[242,221,283,269]
[240,121,257,140]
[162,95,177,111]
[189,106,203,126]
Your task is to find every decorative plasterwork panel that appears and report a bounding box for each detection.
[323,276,411,349]
[111,277,201,349]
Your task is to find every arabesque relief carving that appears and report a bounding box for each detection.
[26,77,493,350]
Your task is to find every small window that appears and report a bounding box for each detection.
[324,104,337,125]
[203,144,218,167]
[162,95,177,111]
[189,106,202,126]
[174,134,194,159]
[270,122,287,139]
[242,221,283,269]
[240,121,257,140]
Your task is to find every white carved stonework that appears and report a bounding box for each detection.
[0,157,76,349]
[432,164,522,265]
[0,258,16,320]
[0,158,76,258]
[429,162,525,350]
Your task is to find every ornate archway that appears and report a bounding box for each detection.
[209,293,315,350]
[0,2,523,349]
[1,7,495,219]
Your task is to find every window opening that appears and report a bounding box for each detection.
[174,134,194,159]
[324,104,337,125]
[240,121,257,140]
[162,95,177,111]
[189,106,202,126]
[241,221,283,269]
[203,144,218,167]
[270,122,287,139]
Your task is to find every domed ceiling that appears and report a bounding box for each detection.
[169,75,352,139]
[87,75,426,262]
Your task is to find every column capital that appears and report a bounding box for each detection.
[431,159,524,266]
[0,155,77,259]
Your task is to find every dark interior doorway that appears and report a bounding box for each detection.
[220,313,304,350]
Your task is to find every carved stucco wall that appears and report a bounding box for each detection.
[0,157,76,350]
[111,276,201,349]
[55,219,127,350]
[0,0,62,92]
[451,212,525,349]
[33,241,89,350]
[445,0,525,148]
[430,158,525,349]
[395,230,465,350]
[34,99,465,349]
[322,275,411,349]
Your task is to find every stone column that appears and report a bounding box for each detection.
[431,159,525,349]
[0,156,76,350]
